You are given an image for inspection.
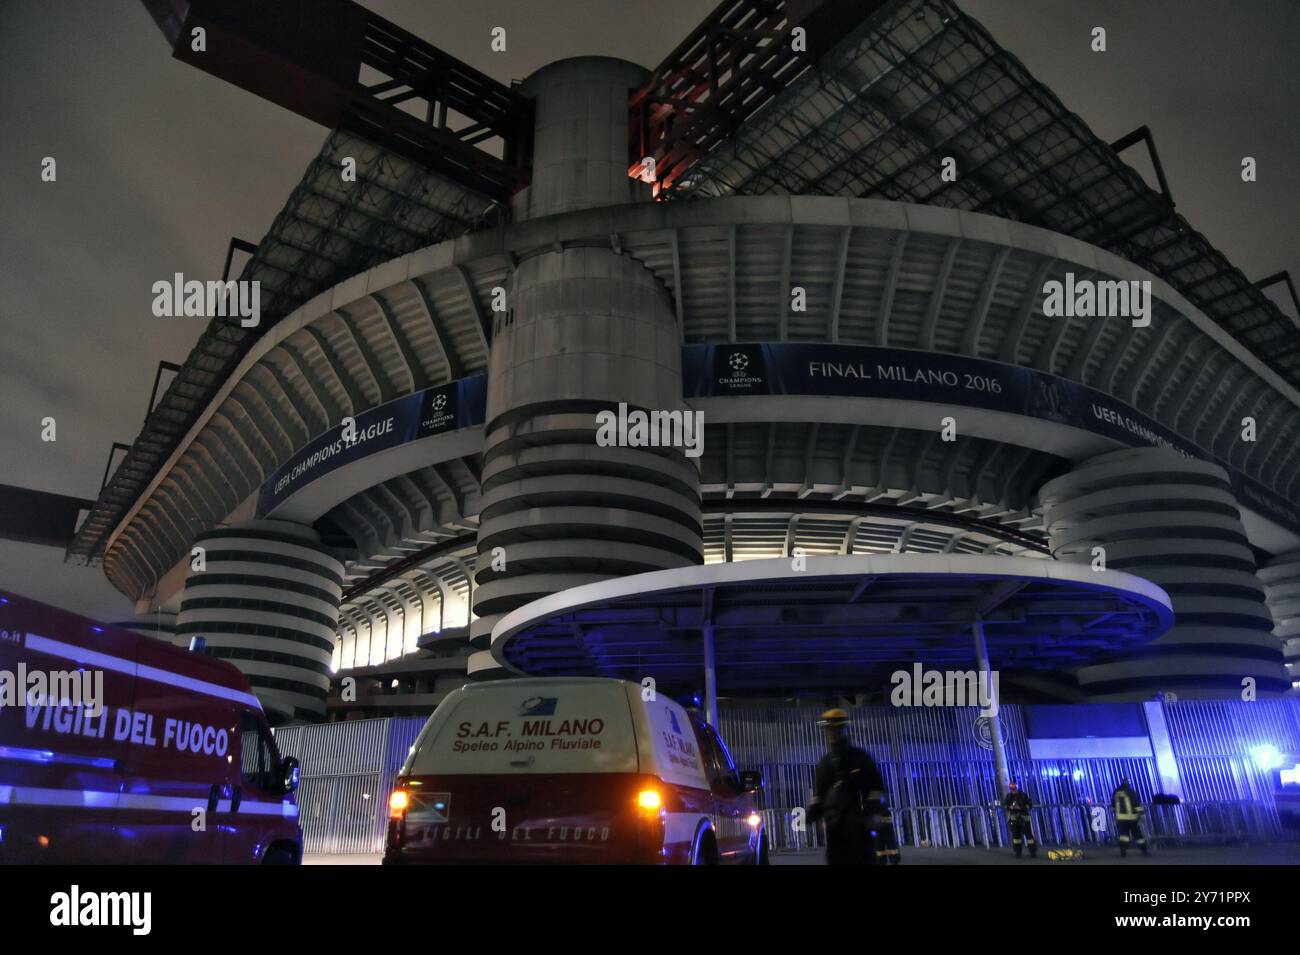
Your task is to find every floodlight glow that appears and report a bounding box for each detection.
[1251,744,1282,771]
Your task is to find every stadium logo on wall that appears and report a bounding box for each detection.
[716,346,764,392]
[1029,376,1072,425]
[420,386,456,431]
[972,714,1007,751]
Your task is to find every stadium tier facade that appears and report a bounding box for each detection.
[72,1,1300,722]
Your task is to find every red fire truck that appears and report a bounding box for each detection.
[0,591,302,864]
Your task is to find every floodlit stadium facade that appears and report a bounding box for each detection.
[71,0,1300,722]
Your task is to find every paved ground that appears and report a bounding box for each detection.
[307,844,1300,866]
[772,844,1300,865]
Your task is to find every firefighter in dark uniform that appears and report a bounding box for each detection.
[806,709,890,865]
[1002,780,1037,858]
[1111,779,1149,857]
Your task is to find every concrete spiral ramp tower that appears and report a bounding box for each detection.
[1259,551,1300,694]
[469,58,704,675]
[1039,447,1287,699]
[175,519,344,722]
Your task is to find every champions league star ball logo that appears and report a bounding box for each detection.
[421,389,455,432]
[717,348,762,390]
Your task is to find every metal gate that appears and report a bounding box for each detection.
[273,716,425,854]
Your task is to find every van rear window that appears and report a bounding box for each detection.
[408,684,638,775]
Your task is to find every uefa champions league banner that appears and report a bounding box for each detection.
[256,374,486,517]
[683,343,1300,535]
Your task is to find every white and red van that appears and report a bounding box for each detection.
[384,676,768,865]
[0,591,302,864]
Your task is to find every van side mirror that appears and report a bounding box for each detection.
[740,769,763,793]
[281,756,301,795]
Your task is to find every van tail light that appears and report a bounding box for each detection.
[389,789,410,819]
[633,781,667,862]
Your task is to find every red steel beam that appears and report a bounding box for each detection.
[629,0,889,195]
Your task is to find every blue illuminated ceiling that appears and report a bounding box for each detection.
[493,556,1174,693]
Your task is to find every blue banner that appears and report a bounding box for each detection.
[256,374,486,517]
[683,342,1299,535]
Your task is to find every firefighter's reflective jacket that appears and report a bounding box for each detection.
[1003,789,1033,818]
[1112,786,1145,821]
[808,742,885,828]
[807,742,888,865]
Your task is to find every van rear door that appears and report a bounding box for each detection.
[390,680,650,863]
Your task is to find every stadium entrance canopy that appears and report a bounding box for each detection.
[492,554,1174,692]
[493,554,1173,792]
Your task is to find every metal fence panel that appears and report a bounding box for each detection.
[281,700,1298,855]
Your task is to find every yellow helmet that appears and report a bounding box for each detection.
[818,708,850,726]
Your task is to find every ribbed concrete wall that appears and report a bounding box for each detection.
[472,248,703,668]
[472,58,702,676]
[1260,551,1300,694]
[1039,448,1287,699]
[175,520,343,722]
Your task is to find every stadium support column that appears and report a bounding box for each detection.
[1260,551,1300,694]
[1141,701,1185,798]
[472,58,704,677]
[1039,448,1288,700]
[973,617,1009,796]
[174,519,343,723]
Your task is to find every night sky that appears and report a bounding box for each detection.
[1,0,1296,620]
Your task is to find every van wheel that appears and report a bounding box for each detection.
[692,830,718,865]
[263,843,298,865]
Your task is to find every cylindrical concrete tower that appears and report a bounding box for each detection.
[175,519,343,722]
[471,58,704,674]
[510,56,653,220]
[1039,447,1287,699]
[1260,550,1300,694]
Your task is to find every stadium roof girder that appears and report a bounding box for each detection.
[67,129,505,569]
[630,0,892,193]
[666,0,1299,390]
[141,0,532,199]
